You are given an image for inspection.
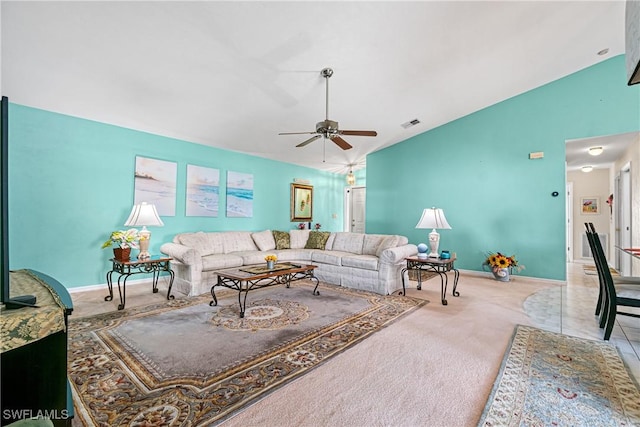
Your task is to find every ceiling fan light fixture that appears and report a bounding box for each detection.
[346,170,356,186]
[588,146,603,156]
[581,165,594,173]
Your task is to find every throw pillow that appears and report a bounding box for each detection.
[251,229,276,251]
[375,235,399,257]
[272,230,290,250]
[289,229,310,249]
[304,231,331,249]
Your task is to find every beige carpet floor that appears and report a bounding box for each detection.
[218,274,556,427]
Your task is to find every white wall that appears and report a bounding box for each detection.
[567,168,611,261]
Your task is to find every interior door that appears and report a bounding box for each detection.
[345,186,366,233]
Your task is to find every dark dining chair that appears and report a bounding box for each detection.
[585,223,640,340]
[584,223,640,320]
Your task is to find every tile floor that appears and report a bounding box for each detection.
[523,262,640,381]
[70,262,640,382]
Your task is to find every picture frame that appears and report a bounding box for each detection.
[581,197,600,215]
[291,183,313,221]
[134,156,177,216]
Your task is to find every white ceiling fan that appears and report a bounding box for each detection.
[279,67,377,150]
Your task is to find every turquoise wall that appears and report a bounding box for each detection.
[8,105,346,288]
[367,55,640,280]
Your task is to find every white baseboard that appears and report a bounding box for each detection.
[456,269,566,286]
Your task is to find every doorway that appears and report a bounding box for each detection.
[344,186,366,233]
[615,162,632,276]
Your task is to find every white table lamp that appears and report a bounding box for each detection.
[124,202,164,259]
[415,207,451,258]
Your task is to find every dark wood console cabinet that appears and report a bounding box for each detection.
[1,270,73,427]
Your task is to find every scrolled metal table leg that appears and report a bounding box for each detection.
[400,267,408,296]
[166,269,175,300]
[209,277,220,307]
[311,275,320,296]
[152,270,159,293]
[452,269,460,297]
[105,270,114,302]
[436,271,447,305]
[117,274,128,310]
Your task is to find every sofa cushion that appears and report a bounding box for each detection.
[177,232,224,256]
[305,231,331,249]
[376,235,399,257]
[274,249,314,262]
[332,232,365,254]
[223,232,258,253]
[289,229,310,249]
[272,230,290,249]
[251,229,276,251]
[201,254,243,271]
[325,232,336,250]
[235,251,272,266]
[363,234,385,255]
[341,254,379,271]
[311,250,351,266]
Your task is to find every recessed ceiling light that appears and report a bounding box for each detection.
[597,48,609,56]
[581,165,594,173]
[588,146,603,156]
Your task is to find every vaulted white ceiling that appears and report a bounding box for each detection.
[1,1,628,174]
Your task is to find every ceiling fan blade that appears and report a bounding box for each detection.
[339,130,378,137]
[331,135,353,150]
[279,131,316,135]
[296,134,322,147]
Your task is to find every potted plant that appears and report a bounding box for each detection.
[101,229,139,261]
[483,252,524,282]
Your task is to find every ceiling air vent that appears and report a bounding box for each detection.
[401,119,421,129]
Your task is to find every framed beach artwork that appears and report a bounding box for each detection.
[291,183,313,221]
[134,156,177,216]
[581,197,600,214]
[186,165,220,217]
[226,171,253,217]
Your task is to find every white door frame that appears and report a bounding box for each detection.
[615,162,632,275]
[344,185,366,232]
[566,181,573,262]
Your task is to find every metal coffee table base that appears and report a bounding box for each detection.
[210,264,319,318]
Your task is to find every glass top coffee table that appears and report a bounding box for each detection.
[210,263,319,318]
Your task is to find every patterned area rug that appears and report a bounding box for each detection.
[69,281,425,426]
[478,325,640,426]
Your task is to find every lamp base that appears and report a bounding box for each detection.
[428,229,440,258]
[138,228,151,259]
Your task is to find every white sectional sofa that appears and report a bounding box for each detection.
[160,229,417,297]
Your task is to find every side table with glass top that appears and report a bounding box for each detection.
[401,255,460,305]
[105,255,175,310]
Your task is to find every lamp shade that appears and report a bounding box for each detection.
[124,202,164,227]
[415,207,451,230]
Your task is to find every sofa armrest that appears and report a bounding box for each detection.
[160,242,201,268]
[379,244,418,264]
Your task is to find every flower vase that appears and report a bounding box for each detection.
[113,247,131,262]
[266,260,275,270]
[493,268,510,282]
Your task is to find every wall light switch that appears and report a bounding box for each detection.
[332,213,337,219]
[529,152,544,159]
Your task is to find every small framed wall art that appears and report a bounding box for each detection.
[581,197,599,214]
[291,183,313,221]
